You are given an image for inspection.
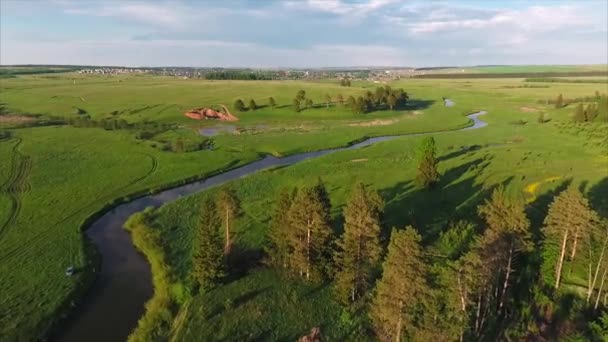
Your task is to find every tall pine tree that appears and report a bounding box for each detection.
[416,137,440,188]
[287,185,333,280]
[334,182,384,303]
[477,186,531,312]
[542,187,599,289]
[217,188,241,255]
[266,187,296,269]
[371,227,427,342]
[192,198,225,291]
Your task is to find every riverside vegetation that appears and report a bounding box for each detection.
[0,69,607,340]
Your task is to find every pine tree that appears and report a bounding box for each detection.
[217,188,241,255]
[249,99,257,111]
[416,137,440,188]
[267,188,296,268]
[192,198,225,290]
[585,103,595,121]
[371,227,427,342]
[375,86,386,105]
[287,185,333,281]
[268,97,276,109]
[334,183,384,303]
[542,187,599,289]
[293,98,301,112]
[477,186,531,311]
[574,103,586,122]
[387,94,397,110]
[336,94,344,105]
[537,112,546,124]
[555,94,564,108]
[305,98,313,109]
[346,79,352,87]
[346,95,356,108]
[354,96,367,114]
[296,90,306,100]
[324,94,332,108]
[234,99,246,112]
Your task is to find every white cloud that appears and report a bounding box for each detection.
[62,2,187,28]
[285,0,399,15]
[407,5,586,34]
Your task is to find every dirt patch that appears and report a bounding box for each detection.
[348,119,397,127]
[185,104,238,121]
[520,106,540,113]
[0,115,36,124]
[350,158,368,163]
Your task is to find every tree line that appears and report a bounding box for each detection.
[572,94,608,123]
[233,86,410,114]
[190,135,607,340]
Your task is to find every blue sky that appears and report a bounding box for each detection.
[1,0,606,67]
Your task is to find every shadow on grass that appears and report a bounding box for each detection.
[379,156,493,242]
[437,145,482,162]
[589,177,608,218]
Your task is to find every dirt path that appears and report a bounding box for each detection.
[0,138,32,241]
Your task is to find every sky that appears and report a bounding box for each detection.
[1,0,607,68]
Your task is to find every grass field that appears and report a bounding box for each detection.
[425,64,608,74]
[0,72,607,340]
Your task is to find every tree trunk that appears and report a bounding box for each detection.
[457,270,467,312]
[395,301,403,342]
[595,266,608,310]
[306,219,311,281]
[588,233,608,302]
[475,293,482,335]
[571,227,580,260]
[224,209,231,254]
[555,230,569,289]
[353,232,362,302]
[498,244,513,312]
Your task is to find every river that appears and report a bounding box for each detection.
[55,109,487,342]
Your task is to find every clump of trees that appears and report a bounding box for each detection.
[264,173,606,339]
[189,164,606,340]
[572,94,608,122]
[340,78,352,87]
[345,86,409,114]
[268,179,333,280]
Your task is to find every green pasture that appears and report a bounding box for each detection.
[0,73,606,340]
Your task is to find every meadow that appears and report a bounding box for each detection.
[0,71,607,340]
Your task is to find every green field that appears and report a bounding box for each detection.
[426,64,608,74]
[0,72,607,340]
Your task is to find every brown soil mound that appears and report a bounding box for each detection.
[0,115,35,123]
[185,104,238,121]
[520,106,540,113]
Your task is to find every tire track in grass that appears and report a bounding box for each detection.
[0,138,32,241]
[0,153,158,262]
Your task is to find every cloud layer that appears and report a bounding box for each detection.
[1,0,606,67]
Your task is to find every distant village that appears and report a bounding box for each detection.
[75,67,457,82]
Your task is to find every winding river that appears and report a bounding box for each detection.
[55,110,487,342]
